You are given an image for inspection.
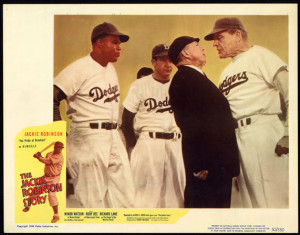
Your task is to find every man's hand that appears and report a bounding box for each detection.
[193,170,208,181]
[275,136,289,157]
[33,152,42,159]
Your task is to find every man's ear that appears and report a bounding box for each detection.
[235,30,242,41]
[181,49,189,59]
[96,38,103,47]
[151,58,156,66]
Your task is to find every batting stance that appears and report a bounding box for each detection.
[205,17,289,208]
[122,44,186,208]
[53,22,135,208]
[23,141,64,223]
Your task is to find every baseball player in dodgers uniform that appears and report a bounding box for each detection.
[23,141,64,223]
[205,17,289,208]
[122,44,185,208]
[53,22,135,208]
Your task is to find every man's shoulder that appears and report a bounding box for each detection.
[46,151,54,157]
[243,45,285,67]
[64,54,91,69]
[55,54,109,83]
[130,74,153,87]
[174,66,203,80]
[55,55,91,78]
[249,45,277,57]
[252,45,269,52]
[177,65,201,74]
[47,151,63,158]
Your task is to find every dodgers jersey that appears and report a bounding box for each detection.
[54,54,120,123]
[123,75,179,133]
[219,46,288,120]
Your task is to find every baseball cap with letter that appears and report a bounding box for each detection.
[152,44,170,59]
[204,17,246,41]
[91,22,129,43]
[168,36,199,65]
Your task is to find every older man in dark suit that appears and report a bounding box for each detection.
[168,36,240,208]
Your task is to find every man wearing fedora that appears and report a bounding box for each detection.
[53,22,135,208]
[168,36,240,208]
[122,44,185,208]
[204,17,289,208]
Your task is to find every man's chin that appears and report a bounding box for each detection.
[110,57,119,63]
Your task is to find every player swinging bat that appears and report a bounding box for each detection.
[36,142,56,155]
[23,141,64,223]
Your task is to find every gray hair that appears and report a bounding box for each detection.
[176,44,191,65]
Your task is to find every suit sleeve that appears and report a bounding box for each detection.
[169,73,185,131]
[216,98,240,178]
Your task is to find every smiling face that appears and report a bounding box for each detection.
[212,30,240,58]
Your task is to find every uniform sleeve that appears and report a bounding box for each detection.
[123,81,141,113]
[258,47,289,136]
[274,68,289,136]
[53,62,86,98]
[257,47,288,85]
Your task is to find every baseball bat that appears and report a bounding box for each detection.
[40,142,56,153]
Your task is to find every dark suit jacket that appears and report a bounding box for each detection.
[169,66,240,207]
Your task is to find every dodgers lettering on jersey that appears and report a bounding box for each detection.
[219,71,248,95]
[54,54,120,123]
[144,97,173,113]
[123,75,179,133]
[89,84,119,103]
[219,46,287,120]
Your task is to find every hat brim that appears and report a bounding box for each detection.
[204,28,228,41]
[110,33,129,42]
[153,51,169,58]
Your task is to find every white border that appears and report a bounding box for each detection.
[4,4,298,233]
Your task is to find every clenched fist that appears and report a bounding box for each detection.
[275,136,289,157]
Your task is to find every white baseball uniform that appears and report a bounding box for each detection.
[54,54,135,208]
[43,151,64,206]
[219,45,289,208]
[123,75,186,208]
[25,151,63,207]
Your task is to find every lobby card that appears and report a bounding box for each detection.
[3,3,298,233]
